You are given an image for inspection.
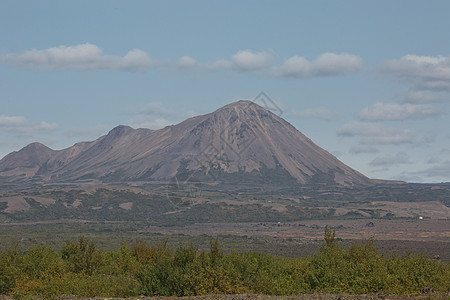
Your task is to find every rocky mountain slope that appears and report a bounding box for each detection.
[0,101,371,187]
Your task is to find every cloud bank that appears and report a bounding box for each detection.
[409,161,450,182]
[358,102,439,121]
[338,122,415,145]
[1,44,361,78]
[0,115,58,135]
[369,152,411,166]
[1,43,153,72]
[127,102,178,130]
[385,54,450,91]
[276,53,361,78]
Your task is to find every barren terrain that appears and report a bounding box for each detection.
[144,219,449,242]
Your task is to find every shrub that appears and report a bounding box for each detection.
[61,236,104,275]
[0,245,21,294]
[1,232,449,298]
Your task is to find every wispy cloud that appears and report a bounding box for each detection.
[400,90,447,104]
[337,122,415,145]
[140,102,176,117]
[0,115,58,135]
[127,102,178,130]
[369,152,411,167]
[349,145,379,154]
[385,54,450,91]
[413,160,450,180]
[358,102,439,121]
[1,43,153,72]
[207,59,233,71]
[369,152,411,166]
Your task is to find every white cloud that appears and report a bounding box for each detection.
[413,160,450,181]
[140,102,176,117]
[119,49,153,72]
[205,51,361,77]
[2,46,364,80]
[0,115,27,128]
[385,54,450,91]
[208,59,233,71]
[0,115,58,135]
[369,152,411,166]
[401,90,446,103]
[286,107,336,121]
[230,50,273,71]
[277,53,361,78]
[127,102,178,130]
[176,56,197,69]
[337,122,415,145]
[202,50,274,72]
[206,50,273,72]
[205,51,362,78]
[1,43,153,72]
[358,102,439,121]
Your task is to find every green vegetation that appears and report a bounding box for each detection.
[2,183,449,225]
[1,227,448,298]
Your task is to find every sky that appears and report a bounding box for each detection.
[1,0,450,183]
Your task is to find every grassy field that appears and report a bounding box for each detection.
[1,219,449,262]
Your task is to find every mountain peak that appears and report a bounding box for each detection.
[107,125,134,137]
[0,142,55,176]
[217,100,265,112]
[0,100,371,187]
[225,99,254,106]
[23,142,53,151]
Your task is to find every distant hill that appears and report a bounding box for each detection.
[0,100,371,188]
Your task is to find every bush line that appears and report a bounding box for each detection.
[1,226,448,298]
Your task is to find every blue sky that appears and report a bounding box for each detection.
[1,1,450,183]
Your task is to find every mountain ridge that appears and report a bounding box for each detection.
[0,100,371,187]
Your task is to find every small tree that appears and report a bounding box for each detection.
[61,236,103,275]
[323,225,336,249]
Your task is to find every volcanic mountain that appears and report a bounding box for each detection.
[0,101,371,187]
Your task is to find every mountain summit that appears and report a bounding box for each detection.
[0,101,370,187]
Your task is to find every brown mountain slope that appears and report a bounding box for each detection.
[0,100,371,186]
[0,143,55,179]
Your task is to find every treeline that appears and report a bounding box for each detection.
[0,227,448,298]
